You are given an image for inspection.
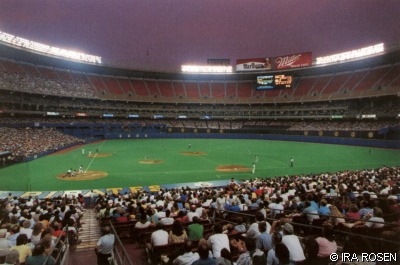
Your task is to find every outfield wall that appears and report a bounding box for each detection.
[104,132,400,149]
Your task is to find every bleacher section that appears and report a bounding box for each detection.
[88,75,109,95]
[158,80,175,97]
[184,82,200,98]
[102,76,122,95]
[131,79,148,97]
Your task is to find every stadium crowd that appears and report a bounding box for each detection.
[0,193,85,264]
[93,165,400,265]
[0,116,398,131]
[0,69,96,99]
[0,127,84,161]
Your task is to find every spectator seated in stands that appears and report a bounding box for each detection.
[187,206,200,223]
[11,233,32,264]
[26,243,56,265]
[134,214,151,230]
[302,201,320,223]
[169,220,188,244]
[318,199,331,216]
[160,209,175,226]
[207,223,230,259]
[146,223,169,258]
[315,225,337,259]
[234,217,246,234]
[247,212,269,239]
[267,232,282,265]
[172,240,199,265]
[188,217,204,241]
[344,204,360,222]
[256,221,273,254]
[215,248,234,265]
[192,241,215,265]
[281,223,305,263]
[232,237,266,265]
[0,228,12,251]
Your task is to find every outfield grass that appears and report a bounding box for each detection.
[0,138,399,191]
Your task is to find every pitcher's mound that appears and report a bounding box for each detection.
[181,152,207,156]
[216,165,251,172]
[139,160,164,164]
[57,171,108,181]
[88,153,112,158]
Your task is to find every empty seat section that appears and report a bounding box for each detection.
[375,64,400,88]
[199,82,211,98]
[103,77,122,94]
[344,71,368,92]
[310,75,332,95]
[158,81,175,97]
[145,80,160,97]
[172,81,186,97]
[252,88,265,98]
[131,80,148,96]
[353,67,390,92]
[237,82,253,98]
[211,82,225,98]
[88,75,108,94]
[117,78,134,94]
[184,82,199,98]
[265,89,282,97]
[292,76,317,96]
[225,82,237,98]
[322,73,351,95]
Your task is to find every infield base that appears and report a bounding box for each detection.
[216,165,251,172]
[57,170,108,181]
[139,160,164,164]
[88,153,112,158]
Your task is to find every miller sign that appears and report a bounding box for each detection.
[274,52,312,70]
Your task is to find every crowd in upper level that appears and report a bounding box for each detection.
[0,68,96,99]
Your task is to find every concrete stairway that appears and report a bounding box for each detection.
[69,209,101,264]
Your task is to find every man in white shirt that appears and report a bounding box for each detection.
[159,210,174,226]
[146,224,169,263]
[96,226,115,265]
[269,197,284,218]
[281,223,305,263]
[207,223,230,258]
[247,212,270,239]
[187,206,200,222]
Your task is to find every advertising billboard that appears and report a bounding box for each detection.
[236,58,272,71]
[274,52,312,70]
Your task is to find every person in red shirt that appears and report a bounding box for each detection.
[345,204,361,221]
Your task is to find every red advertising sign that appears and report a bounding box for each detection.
[274,52,312,70]
[236,58,272,71]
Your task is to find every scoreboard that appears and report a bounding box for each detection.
[256,74,293,90]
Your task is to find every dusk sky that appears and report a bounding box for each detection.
[0,0,399,72]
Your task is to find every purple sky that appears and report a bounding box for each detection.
[0,0,399,72]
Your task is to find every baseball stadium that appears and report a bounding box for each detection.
[0,2,399,265]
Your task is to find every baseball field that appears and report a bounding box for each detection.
[0,138,399,192]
